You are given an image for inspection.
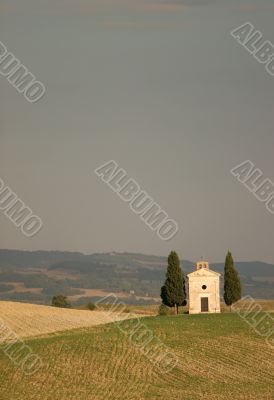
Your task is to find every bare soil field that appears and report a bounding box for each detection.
[3,282,43,294]
[68,288,160,302]
[0,301,134,340]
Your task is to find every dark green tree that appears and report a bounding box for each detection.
[224,251,242,311]
[160,251,187,315]
[51,294,71,308]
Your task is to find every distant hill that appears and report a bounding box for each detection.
[0,249,273,304]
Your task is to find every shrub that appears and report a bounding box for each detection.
[87,302,96,311]
[158,304,171,316]
[51,294,71,308]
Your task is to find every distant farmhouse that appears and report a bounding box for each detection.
[188,260,221,314]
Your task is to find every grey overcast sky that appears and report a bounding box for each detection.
[0,0,274,263]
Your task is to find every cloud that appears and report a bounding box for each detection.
[97,19,190,31]
[229,3,274,12]
[3,0,249,16]
[31,0,189,15]
[129,1,189,12]
[59,0,189,13]
[2,0,273,17]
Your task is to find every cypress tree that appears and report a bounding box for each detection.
[160,251,187,315]
[224,251,242,311]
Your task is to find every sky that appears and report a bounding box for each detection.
[0,0,274,263]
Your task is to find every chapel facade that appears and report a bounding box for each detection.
[187,260,221,314]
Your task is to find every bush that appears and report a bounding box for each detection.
[158,304,171,316]
[51,294,71,308]
[87,302,96,311]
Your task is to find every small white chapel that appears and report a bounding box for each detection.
[187,260,221,314]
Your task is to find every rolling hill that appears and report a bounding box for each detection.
[0,308,273,399]
[0,250,273,304]
[0,301,134,340]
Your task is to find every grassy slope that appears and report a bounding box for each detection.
[0,314,273,400]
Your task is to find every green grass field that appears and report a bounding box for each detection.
[0,313,273,400]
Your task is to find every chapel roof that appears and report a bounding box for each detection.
[187,260,221,277]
